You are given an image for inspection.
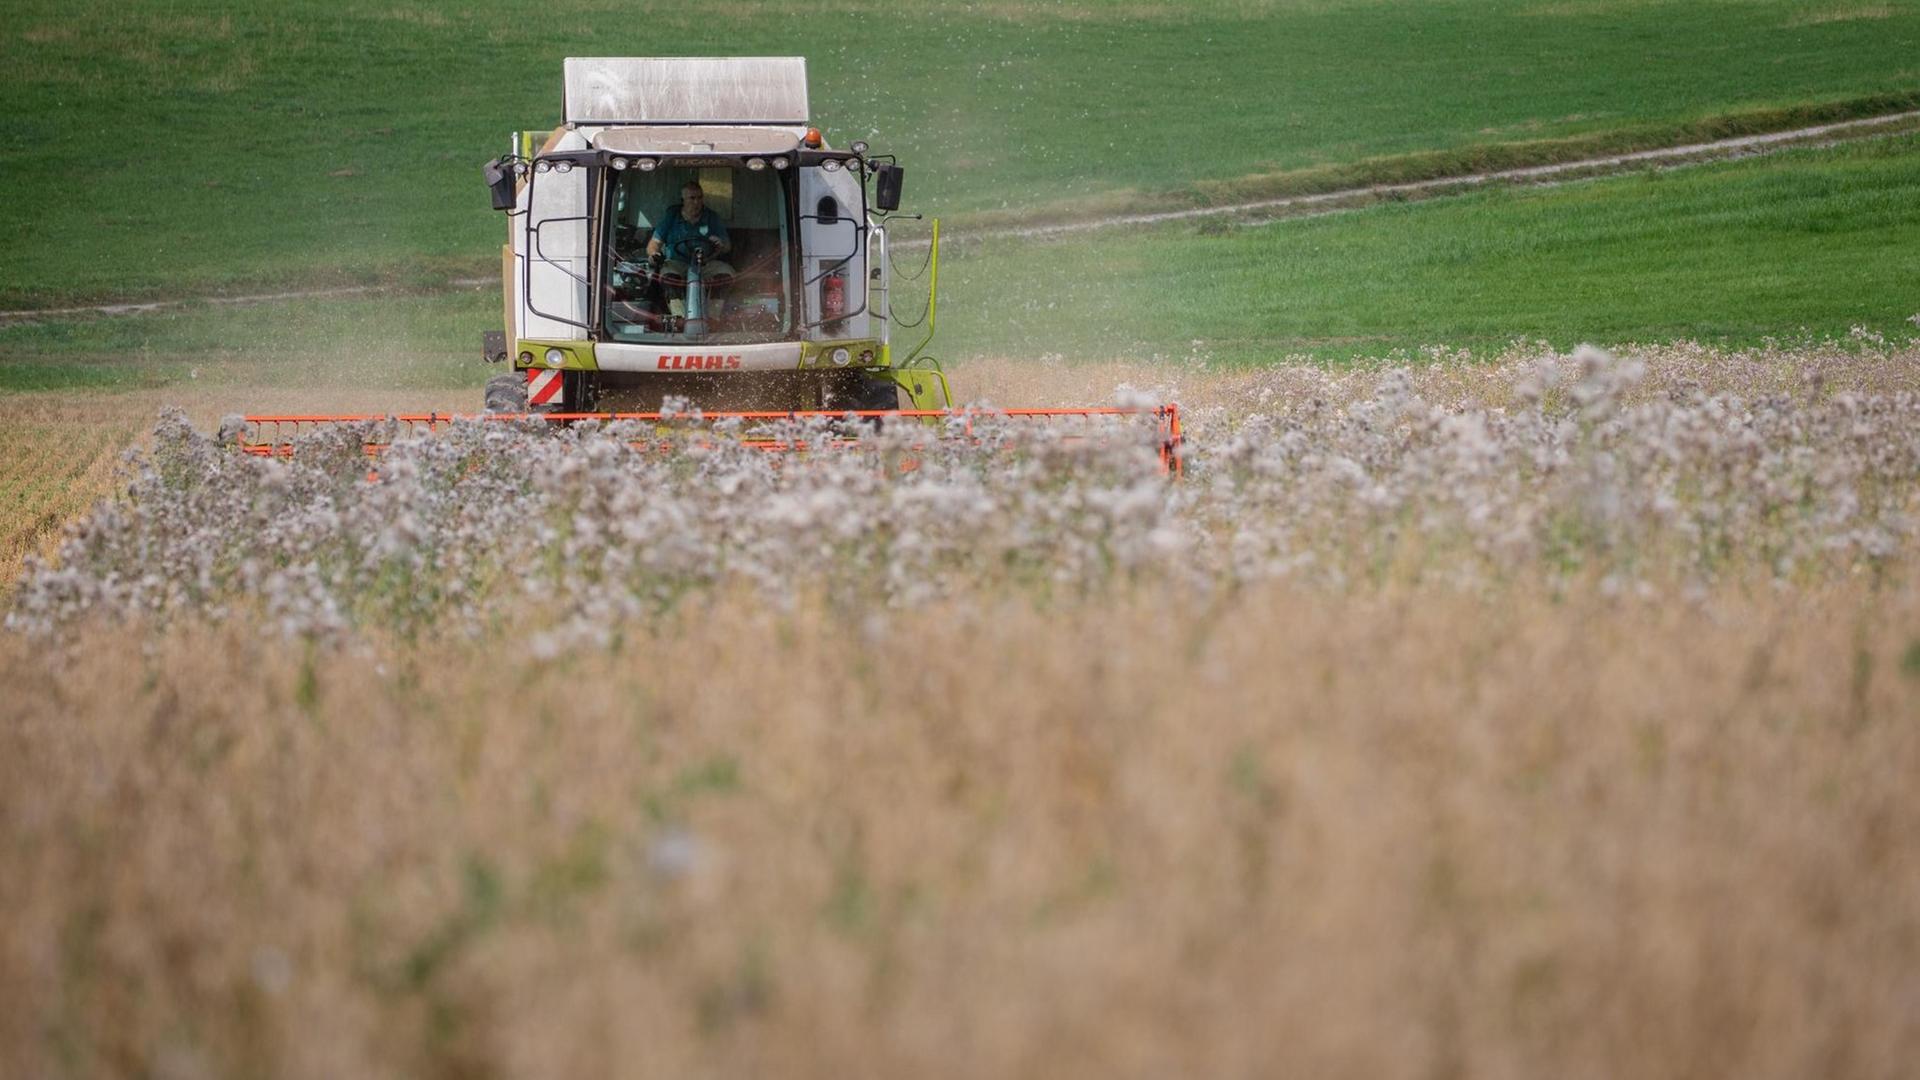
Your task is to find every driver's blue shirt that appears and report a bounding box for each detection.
[652,207,729,254]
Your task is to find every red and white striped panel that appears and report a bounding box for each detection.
[527,368,563,407]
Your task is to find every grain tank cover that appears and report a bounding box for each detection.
[564,57,809,126]
[590,126,801,155]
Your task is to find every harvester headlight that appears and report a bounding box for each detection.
[534,160,552,173]
[770,157,789,171]
[544,348,566,367]
[745,157,766,171]
[610,156,630,170]
[850,140,869,156]
[830,347,851,366]
[822,158,842,172]
[519,351,535,366]
[636,158,658,172]
[858,349,874,364]
[554,160,574,174]
[514,162,530,177]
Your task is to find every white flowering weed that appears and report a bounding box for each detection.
[10,343,1919,643]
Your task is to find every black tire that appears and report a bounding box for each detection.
[856,374,901,412]
[825,371,899,413]
[483,372,528,414]
[564,371,601,412]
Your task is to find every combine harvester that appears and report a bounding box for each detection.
[238,57,1183,473]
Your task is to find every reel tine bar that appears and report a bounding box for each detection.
[237,406,1184,475]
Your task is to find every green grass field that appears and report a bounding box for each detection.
[0,291,482,394]
[5,0,1920,307]
[937,132,1920,363]
[8,131,1916,390]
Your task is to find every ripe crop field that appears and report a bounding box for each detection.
[5,343,1920,1076]
[0,295,481,581]
[0,396,150,584]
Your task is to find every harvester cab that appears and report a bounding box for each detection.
[481,56,949,414]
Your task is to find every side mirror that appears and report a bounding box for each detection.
[483,156,517,212]
[874,164,904,212]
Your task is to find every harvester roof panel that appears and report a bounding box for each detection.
[564,57,809,126]
[591,126,802,155]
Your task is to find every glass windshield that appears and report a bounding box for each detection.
[602,164,792,344]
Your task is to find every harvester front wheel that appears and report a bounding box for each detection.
[858,375,901,412]
[483,372,528,414]
[825,371,900,413]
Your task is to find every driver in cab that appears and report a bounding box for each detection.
[647,180,731,268]
[644,180,734,320]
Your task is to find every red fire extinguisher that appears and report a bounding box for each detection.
[822,269,846,323]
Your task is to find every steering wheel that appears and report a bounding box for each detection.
[656,236,734,287]
[668,236,721,264]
